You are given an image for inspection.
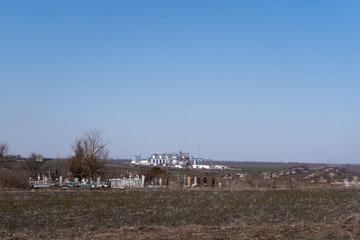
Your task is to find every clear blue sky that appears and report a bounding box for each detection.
[1,1,359,163]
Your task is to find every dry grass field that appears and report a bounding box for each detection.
[1,188,360,239]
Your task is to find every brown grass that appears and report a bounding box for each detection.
[74,221,360,240]
[0,169,29,189]
[1,188,360,239]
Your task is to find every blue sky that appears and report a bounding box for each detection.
[1,1,359,163]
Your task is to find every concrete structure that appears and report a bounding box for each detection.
[148,151,190,167]
[29,173,52,188]
[193,177,198,186]
[141,175,145,187]
[213,165,228,170]
[138,160,150,165]
[131,155,141,164]
[192,158,203,165]
[109,175,144,188]
[59,176,63,187]
[193,164,210,169]
[131,151,228,169]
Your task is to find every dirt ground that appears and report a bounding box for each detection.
[74,219,360,240]
[2,189,360,240]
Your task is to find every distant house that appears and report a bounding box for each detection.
[213,165,227,170]
[193,164,210,169]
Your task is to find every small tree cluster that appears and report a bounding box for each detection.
[69,129,109,179]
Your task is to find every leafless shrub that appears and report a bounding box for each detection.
[0,142,9,159]
[0,169,28,189]
[144,166,170,184]
[22,153,44,177]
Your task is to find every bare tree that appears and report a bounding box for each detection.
[23,152,44,177]
[69,129,109,179]
[0,142,9,159]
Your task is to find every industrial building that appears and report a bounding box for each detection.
[131,151,193,167]
[131,151,220,169]
[149,151,190,167]
[130,150,229,170]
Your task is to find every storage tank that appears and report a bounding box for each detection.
[172,154,179,165]
[131,155,141,163]
[159,154,165,164]
[150,153,158,165]
[179,160,188,167]
[180,155,189,166]
[165,154,172,165]
[181,155,189,161]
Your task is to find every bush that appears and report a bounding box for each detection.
[145,167,169,184]
[0,169,29,189]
